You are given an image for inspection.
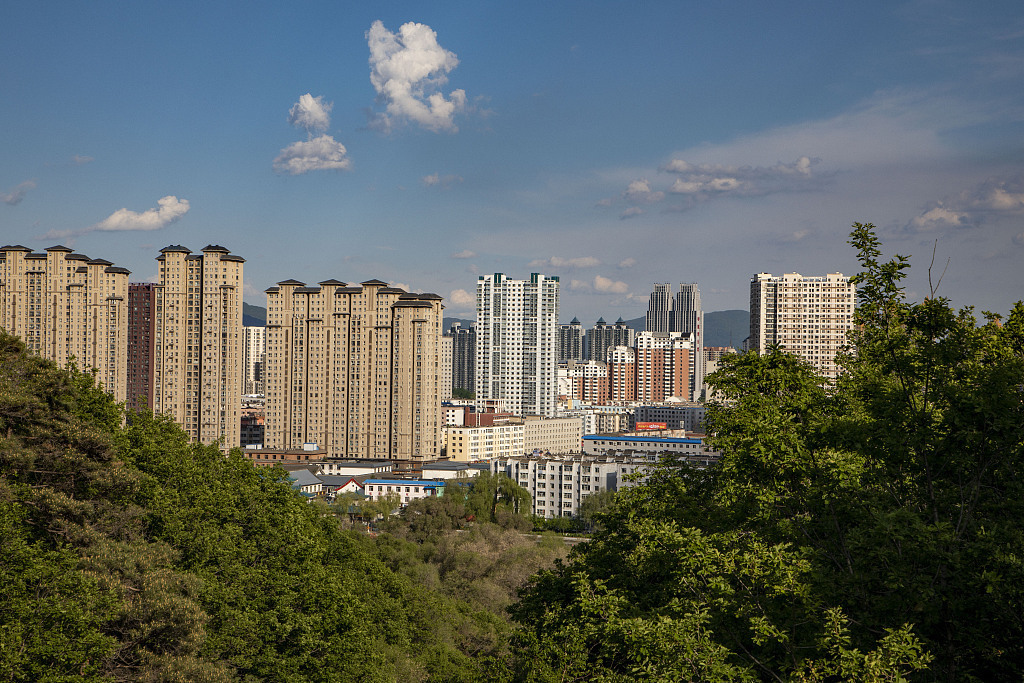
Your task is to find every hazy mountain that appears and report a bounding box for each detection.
[243,302,266,326]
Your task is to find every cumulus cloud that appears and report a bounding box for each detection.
[288,93,332,133]
[528,256,601,269]
[2,180,36,205]
[623,179,665,202]
[423,172,463,187]
[620,207,644,219]
[593,275,629,293]
[448,288,475,306]
[366,20,468,133]
[72,155,94,165]
[273,135,352,174]
[1015,232,1024,246]
[569,279,590,292]
[908,176,1024,232]
[451,249,475,259]
[38,195,190,240]
[618,257,637,268]
[94,195,190,231]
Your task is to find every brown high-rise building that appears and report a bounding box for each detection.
[263,278,443,461]
[153,245,244,449]
[127,283,156,412]
[0,244,130,403]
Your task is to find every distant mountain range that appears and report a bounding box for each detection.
[245,304,749,348]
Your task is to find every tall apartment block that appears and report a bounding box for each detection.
[439,335,453,401]
[557,317,584,362]
[644,283,705,398]
[446,321,476,394]
[263,278,443,461]
[476,273,560,418]
[749,272,856,380]
[153,245,244,449]
[645,283,672,333]
[672,283,704,400]
[587,317,634,362]
[242,326,266,395]
[0,244,130,403]
[634,331,693,402]
[127,283,157,412]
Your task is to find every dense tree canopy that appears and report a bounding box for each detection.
[506,224,1024,681]
[0,332,504,681]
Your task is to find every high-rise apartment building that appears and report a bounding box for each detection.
[644,283,704,398]
[447,322,476,395]
[127,283,157,412]
[439,335,453,401]
[263,278,443,461]
[634,331,693,402]
[153,245,244,449]
[749,272,856,380]
[646,283,672,333]
[476,272,560,417]
[0,244,130,403]
[672,283,704,400]
[242,326,266,395]
[587,317,634,362]
[557,317,584,362]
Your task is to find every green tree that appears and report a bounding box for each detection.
[507,223,1024,681]
[464,472,532,529]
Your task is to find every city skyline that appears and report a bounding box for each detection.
[2,2,1022,323]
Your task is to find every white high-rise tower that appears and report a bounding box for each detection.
[475,273,560,417]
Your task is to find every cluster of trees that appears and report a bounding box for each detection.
[504,224,1024,681]
[3,223,1021,681]
[0,333,518,681]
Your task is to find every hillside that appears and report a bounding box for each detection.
[0,331,503,681]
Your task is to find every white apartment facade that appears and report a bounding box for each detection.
[242,325,266,395]
[749,272,856,380]
[475,273,560,417]
[492,454,651,518]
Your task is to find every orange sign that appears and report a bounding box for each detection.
[636,422,668,430]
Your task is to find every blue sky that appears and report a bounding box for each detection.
[3,1,1023,322]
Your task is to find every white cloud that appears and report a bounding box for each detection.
[528,256,601,269]
[569,279,590,291]
[448,288,474,306]
[1014,232,1024,246]
[423,172,463,187]
[451,249,475,259]
[2,180,36,205]
[288,93,332,133]
[37,195,190,241]
[620,207,644,219]
[593,275,629,294]
[95,195,190,231]
[273,135,352,174]
[618,257,637,268]
[366,20,468,133]
[72,155,94,165]
[623,179,665,202]
[908,176,1024,232]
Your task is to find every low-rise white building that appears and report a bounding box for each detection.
[446,423,525,461]
[492,454,653,519]
[523,415,583,454]
[363,479,446,506]
[582,433,719,466]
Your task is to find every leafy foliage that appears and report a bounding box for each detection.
[0,331,500,681]
[508,223,1023,681]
